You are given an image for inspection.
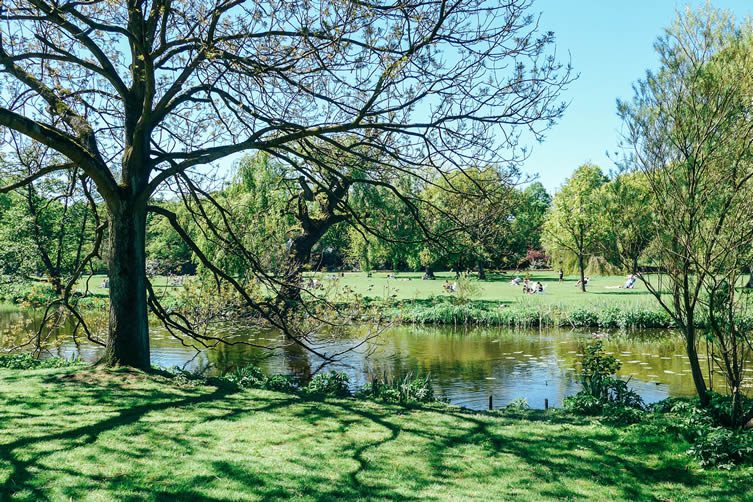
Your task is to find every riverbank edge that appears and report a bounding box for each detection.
[0,365,750,500]
[5,289,744,330]
[385,299,675,329]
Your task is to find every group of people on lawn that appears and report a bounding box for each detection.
[510,276,544,294]
[440,271,639,295]
[507,271,638,294]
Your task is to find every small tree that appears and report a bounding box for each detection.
[542,163,607,291]
[619,6,753,418]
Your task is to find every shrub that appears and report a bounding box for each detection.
[505,397,531,410]
[453,277,481,305]
[223,364,266,388]
[264,374,298,392]
[563,393,603,415]
[601,403,645,425]
[580,341,621,399]
[651,398,753,469]
[222,364,297,392]
[688,427,753,469]
[304,371,351,397]
[566,309,599,328]
[565,341,645,418]
[0,353,80,370]
[359,372,437,404]
[707,392,753,428]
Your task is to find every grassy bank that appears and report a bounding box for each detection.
[315,271,673,329]
[1,366,750,501]
[392,299,673,329]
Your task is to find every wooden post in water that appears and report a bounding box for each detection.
[489,395,493,410]
[545,398,549,410]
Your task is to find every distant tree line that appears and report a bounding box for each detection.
[142,154,553,280]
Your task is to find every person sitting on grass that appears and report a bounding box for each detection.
[522,278,531,293]
[575,276,590,288]
[621,274,637,289]
[511,276,522,286]
[535,281,544,294]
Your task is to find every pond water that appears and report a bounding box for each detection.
[2,307,750,410]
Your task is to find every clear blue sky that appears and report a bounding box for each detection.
[524,0,753,192]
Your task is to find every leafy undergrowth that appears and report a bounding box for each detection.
[1,367,751,501]
[0,353,81,370]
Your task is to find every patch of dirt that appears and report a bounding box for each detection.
[55,366,153,389]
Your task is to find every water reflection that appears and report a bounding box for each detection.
[2,308,751,410]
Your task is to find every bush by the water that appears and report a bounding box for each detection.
[221,365,440,404]
[304,371,351,397]
[357,372,438,404]
[689,426,753,469]
[564,341,645,424]
[223,364,298,393]
[0,353,80,370]
[399,299,672,329]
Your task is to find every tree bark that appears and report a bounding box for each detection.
[477,261,486,280]
[278,232,322,309]
[422,265,435,280]
[685,323,709,407]
[578,254,586,292]
[101,199,150,370]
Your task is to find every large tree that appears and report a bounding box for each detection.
[0,0,571,369]
[596,171,654,274]
[508,181,551,267]
[419,165,518,278]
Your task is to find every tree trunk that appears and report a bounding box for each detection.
[578,254,586,292]
[746,271,753,289]
[101,200,150,370]
[477,261,486,280]
[278,233,319,309]
[685,324,709,407]
[422,265,435,280]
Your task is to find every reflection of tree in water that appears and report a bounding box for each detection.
[281,340,313,383]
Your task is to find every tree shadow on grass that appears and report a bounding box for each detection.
[0,370,748,501]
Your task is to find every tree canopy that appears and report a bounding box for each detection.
[0,0,572,368]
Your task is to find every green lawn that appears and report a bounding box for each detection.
[321,271,658,308]
[1,367,749,501]
[73,274,181,298]
[70,271,657,308]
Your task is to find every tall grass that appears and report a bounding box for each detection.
[398,299,674,329]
